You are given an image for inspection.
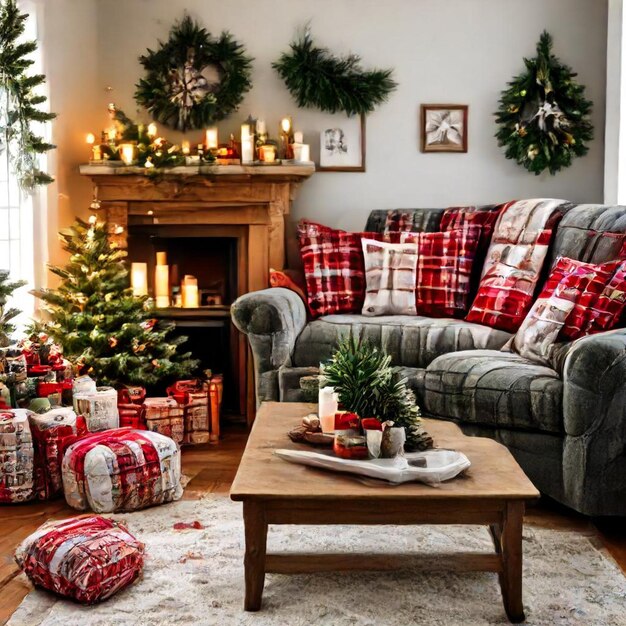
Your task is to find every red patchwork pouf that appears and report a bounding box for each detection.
[29,407,87,500]
[0,409,35,503]
[15,515,144,603]
[62,428,183,513]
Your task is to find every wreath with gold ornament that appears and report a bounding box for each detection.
[495,31,593,175]
[135,15,252,131]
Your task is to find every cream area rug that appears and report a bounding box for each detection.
[8,496,626,626]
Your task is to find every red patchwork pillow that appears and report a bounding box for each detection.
[414,227,481,317]
[440,203,507,254]
[583,260,626,334]
[15,515,144,604]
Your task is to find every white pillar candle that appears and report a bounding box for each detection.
[292,143,310,162]
[181,275,199,308]
[318,386,339,433]
[241,124,254,163]
[300,144,310,162]
[155,252,169,308]
[131,262,148,296]
[120,143,135,165]
[205,127,218,149]
[147,123,158,138]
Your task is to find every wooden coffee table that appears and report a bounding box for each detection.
[230,402,539,622]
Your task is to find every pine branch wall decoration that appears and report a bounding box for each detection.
[0,0,56,190]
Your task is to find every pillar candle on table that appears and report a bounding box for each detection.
[130,263,148,297]
[318,386,339,433]
[155,252,170,308]
[181,275,199,308]
[205,127,218,150]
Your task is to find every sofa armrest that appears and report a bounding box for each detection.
[231,288,307,404]
[561,329,626,514]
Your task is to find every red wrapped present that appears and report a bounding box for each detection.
[0,409,35,503]
[62,428,183,513]
[143,397,184,444]
[117,388,147,430]
[15,515,144,604]
[167,380,210,445]
[29,407,87,500]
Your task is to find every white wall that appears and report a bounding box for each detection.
[42,0,608,248]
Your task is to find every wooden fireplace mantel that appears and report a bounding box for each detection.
[80,163,314,423]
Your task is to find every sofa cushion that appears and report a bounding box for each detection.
[549,204,626,267]
[424,350,563,434]
[292,315,511,368]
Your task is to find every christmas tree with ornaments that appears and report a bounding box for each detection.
[33,216,197,387]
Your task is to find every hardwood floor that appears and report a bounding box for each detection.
[0,425,624,624]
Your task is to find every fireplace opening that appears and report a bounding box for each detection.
[127,225,243,419]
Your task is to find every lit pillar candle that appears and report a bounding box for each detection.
[318,386,339,433]
[120,143,135,165]
[181,140,190,155]
[155,252,170,308]
[205,127,218,149]
[131,262,148,296]
[240,123,254,164]
[147,122,157,139]
[181,275,199,308]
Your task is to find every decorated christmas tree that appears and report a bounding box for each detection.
[321,337,430,451]
[0,0,56,189]
[495,31,593,175]
[33,216,197,387]
[0,269,25,347]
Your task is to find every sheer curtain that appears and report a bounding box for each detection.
[1,0,45,331]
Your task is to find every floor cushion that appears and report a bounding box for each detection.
[29,407,87,500]
[0,409,35,503]
[424,350,563,434]
[15,515,144,603]
[292,315,512,369]
[62,428,183,513]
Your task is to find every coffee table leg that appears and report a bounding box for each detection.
[499,501,525,623]
[243,500,268,611]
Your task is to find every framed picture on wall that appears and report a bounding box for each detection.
[318,113,366,172]
[420,104,468,153]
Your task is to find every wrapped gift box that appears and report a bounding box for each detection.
[15,515,144,603]
[167,380,210,445]
[73,386,119,432]
[29,407,87,500]
[117,387,146,430]
[62,428,183,513]
[0,409,35,503]
[143,397,183,444]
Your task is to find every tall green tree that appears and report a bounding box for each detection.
[0,0,56,189]
[34,217,197,387]
[0,269,25,347]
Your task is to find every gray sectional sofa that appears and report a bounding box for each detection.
[232,204,626,516]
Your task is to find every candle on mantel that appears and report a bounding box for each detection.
[240,123,254,164]
[131,262,148,297]
[147,123,158,139]
[181,275,199,308]
[86,133,101,161]
[181,140,191,155]
[262,145,276,163]
[205,127,218,150]
[293,131,303,144]
[120,143,135,165]
[256,119,266,135]
[155,252,170,308]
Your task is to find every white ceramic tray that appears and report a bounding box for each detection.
[274,448,470,484]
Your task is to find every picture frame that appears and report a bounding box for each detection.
[420,104,468,153]
[318,113,366,172]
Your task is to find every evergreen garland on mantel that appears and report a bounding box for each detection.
[272,28,397,117]
[0,0,56,190]
[495,31,593,176]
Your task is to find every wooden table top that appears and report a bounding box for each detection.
[230,403,540,502]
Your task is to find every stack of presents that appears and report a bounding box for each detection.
[0,333,223,508]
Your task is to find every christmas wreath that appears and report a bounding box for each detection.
[272,28,397,117]
[495,31,593,175]
[0,0,56,190]
[135,15,253,131]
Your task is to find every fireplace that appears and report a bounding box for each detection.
[81,164,314,423]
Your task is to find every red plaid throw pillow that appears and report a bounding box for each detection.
[298,221,370,317]
[440,203,508,254]
[415,227,481,317]
[583,260,626,334]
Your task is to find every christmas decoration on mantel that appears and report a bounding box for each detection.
[0,0,56,189]
[272,26,397,116]
[135,14,253,131]
[33,217,198,387]
[495,31,593,175]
